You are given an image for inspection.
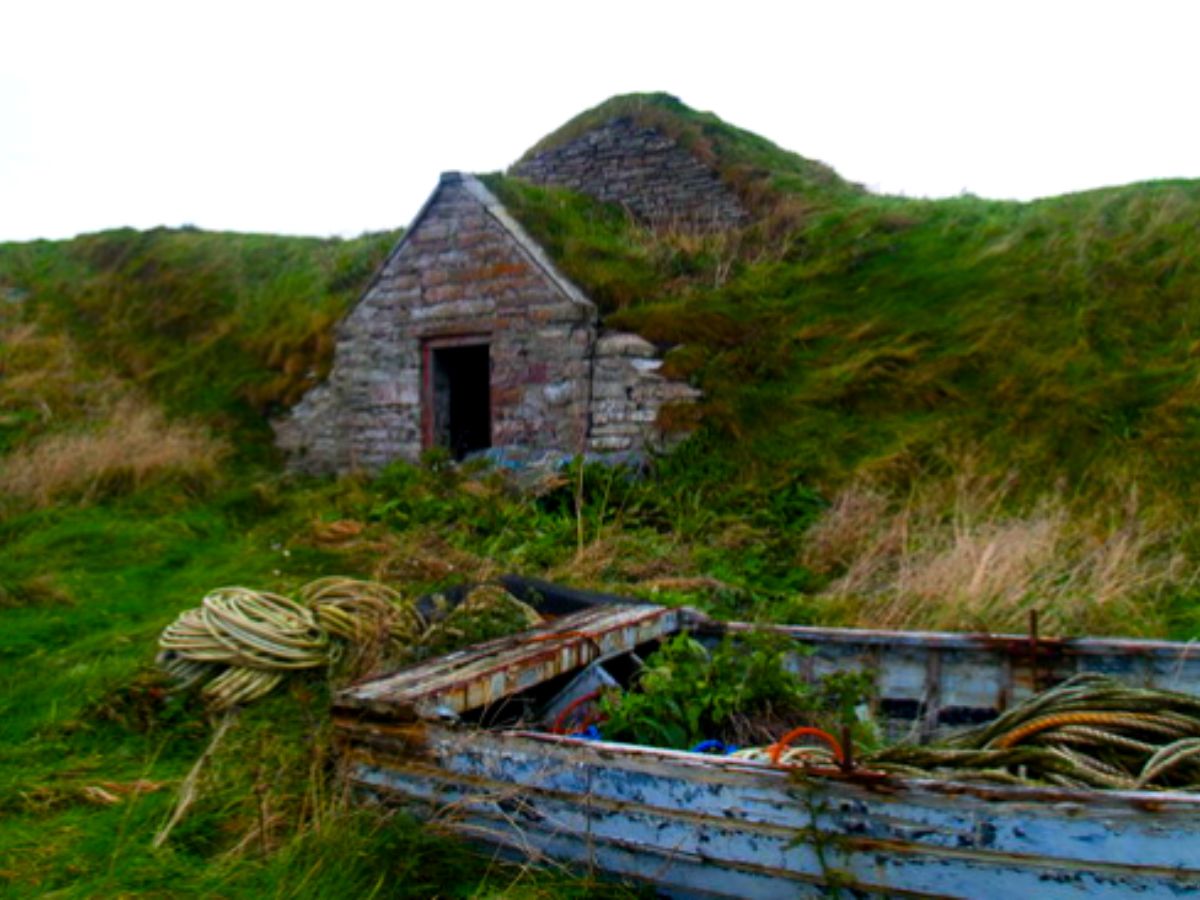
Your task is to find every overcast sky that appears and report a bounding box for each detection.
[2,0,1198,241]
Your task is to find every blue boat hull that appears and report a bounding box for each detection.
[335,601,1200,897]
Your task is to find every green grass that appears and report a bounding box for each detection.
[514,92,859,210]
[0,469,666,896]
[4,93,1200,894]
[0,226,399,446]
[490,170,1200,500]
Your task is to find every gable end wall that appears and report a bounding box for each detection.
[275,173,702,475]
[512,117,748,230]
[275,176,598,474]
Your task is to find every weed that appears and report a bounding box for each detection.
[0,396,227,509]
[600,631,867,750]
[804,473,1191,635]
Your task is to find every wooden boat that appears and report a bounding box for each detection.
[333,578,1200,898]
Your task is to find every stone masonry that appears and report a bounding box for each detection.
[589,332,700,453]
[511,117,748,231]
[274,173,699,475]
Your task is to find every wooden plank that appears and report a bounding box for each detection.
[336,604,684,718]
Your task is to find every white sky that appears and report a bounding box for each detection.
[2,0,1199,241]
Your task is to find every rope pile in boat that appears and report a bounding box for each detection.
[867,673,1200,791]
[157,578,540,710]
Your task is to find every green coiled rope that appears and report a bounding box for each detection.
[868,673,1200,791]
[157,578,539,710]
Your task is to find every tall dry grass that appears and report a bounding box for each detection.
[0,396,227,507]
[0,321,123,429]
[802,472,1193,637]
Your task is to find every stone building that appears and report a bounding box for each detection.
[274,172,702,474]
[512,115,748,230]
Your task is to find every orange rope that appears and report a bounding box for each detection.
[768,726,846,766]
[992,711,1175,749]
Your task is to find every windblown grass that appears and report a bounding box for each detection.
[4,93,1200,896]
[513,91,859,214]
[0,396,227,508]
[0,227,400,440]
[803,471,1193,636]
[0,315,123,452]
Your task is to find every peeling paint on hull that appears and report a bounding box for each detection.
[334,600,1200,898]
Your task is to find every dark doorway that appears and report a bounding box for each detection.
[430,343,491,459]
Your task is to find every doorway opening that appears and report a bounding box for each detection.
[428,342,491,460]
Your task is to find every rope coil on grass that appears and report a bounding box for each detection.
[158,578,540,711]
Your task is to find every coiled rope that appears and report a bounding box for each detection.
[157,578,540,710]
[713,674,1200,792]
[152,577,541,847]
[868,673,1200,791]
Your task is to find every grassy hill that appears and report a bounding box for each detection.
[3,93,1200,895]
[515,92,860,210]
[0,227,399,437]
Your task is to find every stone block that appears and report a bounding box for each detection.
[588,435,634,452]
[630,358,663,373]
[591,379,632,401]
[596,332,656,357]
[411,298,494,320]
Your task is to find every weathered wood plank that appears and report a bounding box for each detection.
[339,604,681,718]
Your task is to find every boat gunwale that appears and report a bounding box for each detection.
[505,728,1200,808]
[337,715,1200,810]
[338,603,1200,712]
[715,619,1200,659]
[347,747,1200,888]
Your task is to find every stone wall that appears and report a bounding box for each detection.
[512,117,748,230]
[275,173,598,474]
[274,172,702,475]
[588,332,701,453]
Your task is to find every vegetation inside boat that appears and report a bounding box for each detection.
[449,600,1200,793]
[450,579,863,757]
[536,628,877,763]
